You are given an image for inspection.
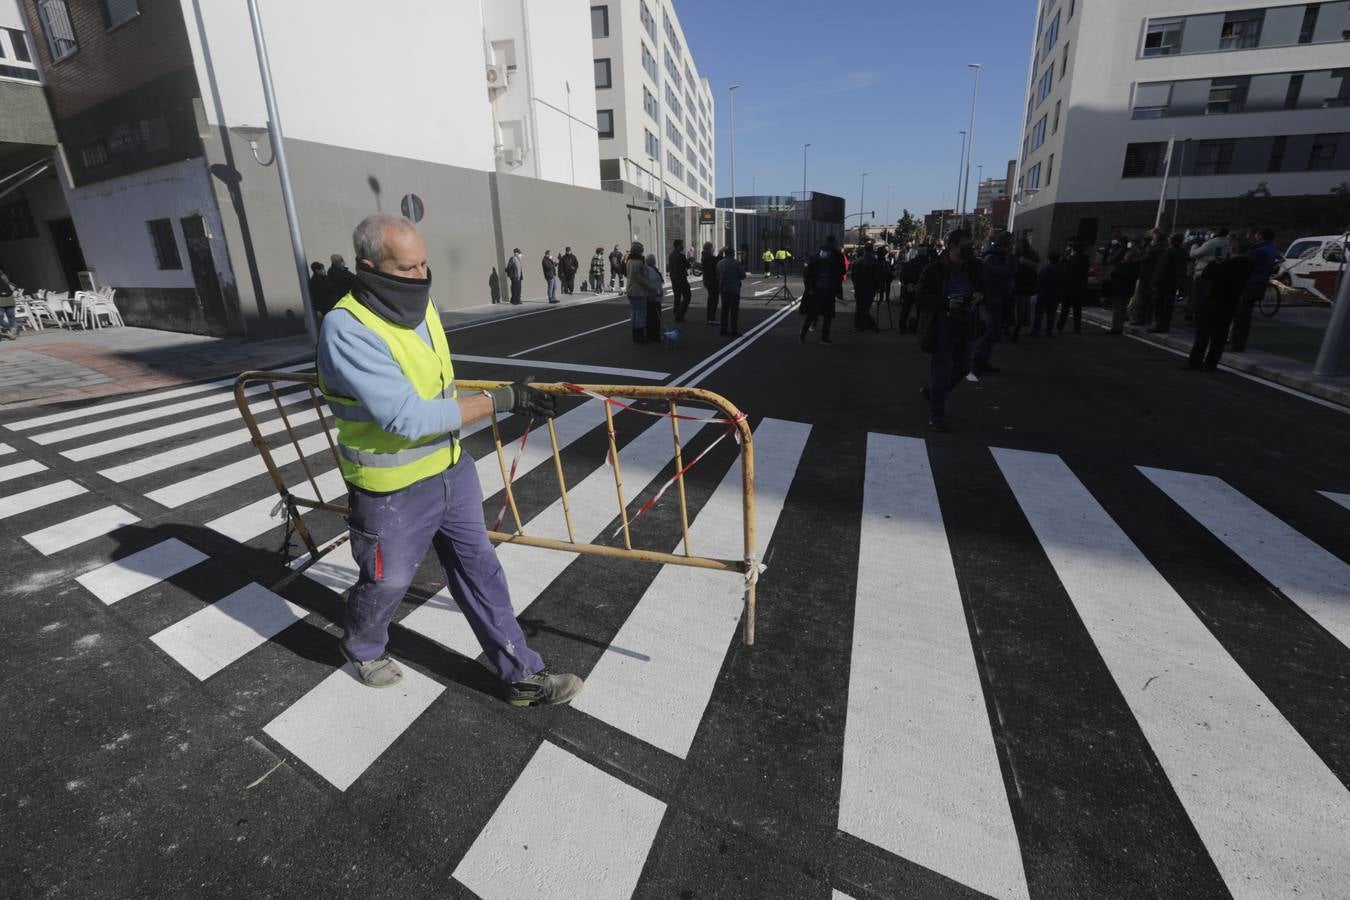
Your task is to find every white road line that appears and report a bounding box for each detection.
[146,429,333,509]
[299,403,604,591]
[98,403,324,483]
[62,385,311,463]
[0,479,87,520]
[3,362,312,432]
[573,417,810,758]
[262,661,444,791]
[442,294,616,334]
[206,468,347,543]
[151,582,309,680]
[0,459,46,484]
[453,741,667,900]
[453,354,668,381]
[1321,490,1350,512]
[32,380,300,447]
[22,505,139,555]
[1140,468,1350,652]
[0,443,12,456]
[508,317,632,358]
[671,301,799,388]
[76,538,208,605]
[995,448,1350,898]
[839,434,1028,900]
[401,416,705,654]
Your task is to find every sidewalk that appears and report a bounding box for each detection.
[1080,303,1350,409]
[0,290,626,411]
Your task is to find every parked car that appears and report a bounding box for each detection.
[1277,233,1346,302]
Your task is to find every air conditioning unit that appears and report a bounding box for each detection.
[502,147,525,166]
[486,64,509,92]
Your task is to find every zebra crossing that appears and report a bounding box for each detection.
[2,373,1349,899]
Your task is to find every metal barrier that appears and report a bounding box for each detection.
[233,371,763,644]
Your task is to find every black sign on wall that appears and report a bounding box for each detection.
[699,208,716,224]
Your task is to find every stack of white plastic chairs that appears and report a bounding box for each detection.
[74,287,123,329]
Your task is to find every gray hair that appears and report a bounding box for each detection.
[352,213,416,266]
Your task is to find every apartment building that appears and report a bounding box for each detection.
[591,0,715,212]
[14,0,635,337]
[1013,0,1350,252]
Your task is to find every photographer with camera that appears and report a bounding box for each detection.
[915,228,986,432]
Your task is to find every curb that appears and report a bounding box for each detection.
[1080,308,1350,411]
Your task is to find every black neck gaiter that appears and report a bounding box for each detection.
[353,263,432,327]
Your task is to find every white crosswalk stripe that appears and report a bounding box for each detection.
[998,449,1350,898]
[11,368,1350,900]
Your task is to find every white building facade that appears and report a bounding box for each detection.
[591,0,715,210]
[1014,0,1350,251]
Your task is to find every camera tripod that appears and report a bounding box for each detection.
[763,269,797,306]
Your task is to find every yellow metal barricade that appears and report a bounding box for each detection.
[233,371,762,644]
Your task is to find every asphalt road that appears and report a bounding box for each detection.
[2,276,1348,899]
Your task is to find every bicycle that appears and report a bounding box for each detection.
[1260,280,1283,318]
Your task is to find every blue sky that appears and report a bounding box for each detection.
[677,0,1038,224]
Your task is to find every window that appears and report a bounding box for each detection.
[590,5,609,39]
[1194,140,1235,175]
[597,109,614,139]
[643,86,658,121]
[1143,18,1183,57]
[662,9,682,58]
[1132,82,1171,118]
[80,141,109,168]
[686,170,698,191]
[1045,153,1054,185]
[1068,0,1075,19]
[147,219,181,270]
[667,151,683,180]
[1060,41,1069,80]
[1041,11,1060,59]
[0,197,38,241]
[593,58,611,89]
[639,0,655,41]
[1325,69,1350,108]
[1299,4,1320,43]
[1268,135,1287,171]
[665,84,683,120]
[1053,99,1062,132]
[4,27,31,63]
[37,0,78,62]
[644,128,658,159]
[1026,162,1042,190]
[1285,73,1305,110]
[641,42,657,80]
[1122,142,1166,177]
[1031,115,1048,151]
[1309,133,1339,170]
[1206,78,1248,115]
[1219,11,1263,49]
[1037,66,1054,105]
[101,0,138,29]
[664,48,681,90]
[666,119,683,152]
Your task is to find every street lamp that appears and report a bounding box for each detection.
[859,172,868,239]
[961,63,982,224]
[954,130,966,232]
[243,0,316,341]
[802,143,810,207]
[729,83,740,257]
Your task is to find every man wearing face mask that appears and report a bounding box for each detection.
[916,229,985,432]
[316,213,583,707]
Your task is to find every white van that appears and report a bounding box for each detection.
[1278,234,1345,302]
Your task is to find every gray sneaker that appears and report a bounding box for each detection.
[340,643,403,688]
[507,669,584,707]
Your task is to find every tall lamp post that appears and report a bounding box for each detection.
[961,63,982,224]
[802,143,810,206]
[859,172,868,242]
[954,130,967,233]
[729,83,740,258]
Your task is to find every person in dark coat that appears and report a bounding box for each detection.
[608,244,626,290]
[716,245,747,337]
[327,254,357,308]
[799,235,846,344]
[542,250,559,303]
[668,239,692,322]
[1106,245,1143,334]
[701,242,720,324]
[1187,238,1254,370]
[917,228,986,431]
[850,244,880,332]
[1149,233,1189,333]
[308,261,332,317]
[1010,238,1040,342]
[973,232,1017,371]
[1032,250,1068,338]
[1057,242,1090,334]
[1130,229,1166,326]
[559,247,579,294]
[897,248,929,333]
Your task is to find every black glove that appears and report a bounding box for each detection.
[488,375,557,420]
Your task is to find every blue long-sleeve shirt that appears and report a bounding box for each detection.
[316,308,463,441]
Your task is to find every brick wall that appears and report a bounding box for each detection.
[21,0,196,119]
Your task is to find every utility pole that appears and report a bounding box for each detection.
[961,63,982,225]
[859,172,868,242]
[729,83,739,258]
[954,130,966,234]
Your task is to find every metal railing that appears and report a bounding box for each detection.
[233,371,762,644]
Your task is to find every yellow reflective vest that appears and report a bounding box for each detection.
[762,250,774,263]
[318,294,461,493]
[774,249,789,261]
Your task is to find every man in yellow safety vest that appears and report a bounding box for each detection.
[761,248,774,277]
[774,247,792,277]
[316,213,582,706]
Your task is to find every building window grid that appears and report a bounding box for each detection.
[1122,142,1166,178]
[665,84,682,121]
[1052,99,1061,133]
[639,0,656,41]
[663,48,681,91]
[644,128,658,159]
[1031,115,1048,151]
[590,5,609,39]
[3,27,32,63]
[1195,140,1236,175]
[37,0,78,62]
[1143,18,1183,57]
[1132,69,1350,119]
[1060,41,1069,80]
[1309,133,1339,170]
[1026,162,1042,190]
[1219,11,1264,49]
[1285,73,1305,109]
[1299,4,1319,43]
[666,119,683,152]
[641,42,657,81]
[147,218,181,270]
[1037,66,1054,105]
[1268,135,1287,171]
[594,58,612,89]
[101,0,139,29]
[1041,11,1060,61]
[643,86,658,122]
[597,108,614,139]
[1046,153,1054,185]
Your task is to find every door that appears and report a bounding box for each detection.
[180,214,230,333]
[47,217,87,293]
